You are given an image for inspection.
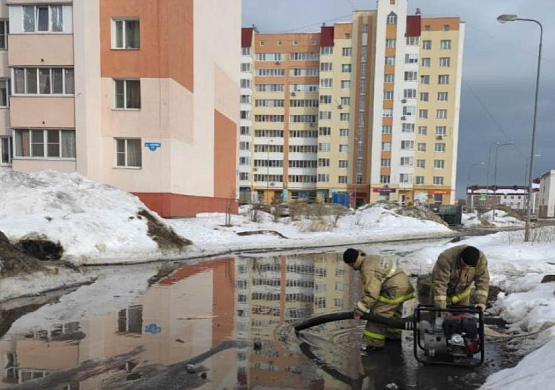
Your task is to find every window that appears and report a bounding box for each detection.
[115,79,141,109]
[259,40,265,46]
[381,142,392,151]
[257,53,285,61]
[384,74,395,83]
[339,145,348,153]
[290,52,319,61]
[404,89,417,99]
[382,125,392,134]
[380,175,391,184]
[319,95,331,105]
[239,172,249,181]
[341,80,351,89]
[291,114,318,123]
[340,97,350,106]
[318,158,330,167]
[255,99,285,107]
[400,157,413,166]
[402,123,415,132]
[240,111,250,120]
[404,72,417,81]
[405,53,418,63]
[435,143,446,152]
[383,108,393,117]
[319,111,331,120]
[403,106,416,116]
[320,78,333,88]
[420,92,429,102]
[241,47,251,56]
[1,136,12,165]
[339,160,348,168]
[13,67,74,95]
[240,79,251,88]
[438,92,449,101]
[406,36,419,46]
[340,128,349,136]
[419,109,428,119]
[381,158,391,167]
[436,126,447,136]
[117,306,143,334]
[340,113,350,121]
[443,24,450,32]
[337,176,347,184]
[436,109,448,119]
[416,176,425,185]
[22,5,65,33]
[0,21,8,49]
[433,176,444,185]
[0,79,9,107]
[256,84,284,92]
[14,129,76,159]
[258,68,285,77]
[438,75,450,85]
[290,84,318,92]
[434,159,445,169]
[240,126,250,135]
[384,91,394,100]
[422,57,431,67]
[319,127,331,136]
[318,143,331,152]
[342,64,352,73]
[401,140,414,150]
[113,19,140,49]
[292,40,299,46]
[318,174,330,183]
[321,46,333,55]
[385,56,395,66]
[311,39,317,46]
[439,57,451,67]
[441,40,452,50]
[277,40,283,46]
[424,25,431,31]
[342,47,352,56]
[418,143,427,152]
[360,63,367,74]
[420,75,430,85]
[387,12,397,24]
[418,126,427,135]
[386,39,396,49]
[423,40,432,50]
[400,173,412,183]
[240,63,251,72]
[239,141,249,151]
[416,159,425,168]
[320,62,333,72]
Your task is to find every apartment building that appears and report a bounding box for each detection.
[240,0,464,206]
[0,0,240,217]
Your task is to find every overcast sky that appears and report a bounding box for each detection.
[243,0,555,198]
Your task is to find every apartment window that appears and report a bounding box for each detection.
[0,21,8,49]
[14,129,76,159]
[422,57,431,67]
[439,57,451,67]
[401,140,414,150]
[384,74,394,83]
[1,136,12,165]
[403,106,416,116]
[420,75,430,85]
[339,160,349,168]
[360,63,367,74]
[239,141,249,151]
[0,79,9,107]
[318,143,331,152]
[418,126,427,135]
[416,176,425,185]
[290,52,319,61]
[404,72,417,81]
[22,5,65,33]
[311,39,317,46]
[384,91,394,100]
[13,67,74,95]
[383,108,393,117]
[342,64,352,73]
[418,143,427,152]
[342,48,352,56]
[423,40,432,50]
[240,126,250,135]
[340,97,350,106]
[435,143,446,152]
[443,24,450,31]
[381,158,391,167]
[433,176,444,185]
[405,53,418,63]
[241,47,251,56]
[382,125,392,134]
[257,53,285,61]
[419,109,428,119]
[320,78,333,89]
[338,176,348,184]
[317,96,331,106]
[424,25,431,31]
[406,36,419,46]
[240,79,251,89]
[436,126,447,136]
[434,159,445,169]
[240,63,251,73]
[386,39,396,49]
[239,172,250,181]
[319,111,331,120]
[400,157,413,166]
[320,62,333,72]
[438,75,450,85]
[292,40,299,46]
[240,111,250,120]
[318,174,330,183]
[340,128,349,136]
[420,92,429,102]
[113,19,140,49]
[339,145,348,153]
[380,175,391,184]
[438,92,449,101]
[321,46,333,55]
[318,158,330,167]
[387,12,397,24]
[400,173,412,183]
[290,83,319,93]
[404,89,417,99]
[416,159,425,168]
[340,113,350,121]
[115,79,141,109]
[436,109,448,119]
[402,123,415,132]
[259,40,265,46]
[441,40,452,50]
[381,142,392,151]
[256,84,284,92]
[319,127,331,136]
[341,80,351,89]
[258,68,285,77]
[385,56,395,66]
[276,40,283,46]
[116,140,141,167]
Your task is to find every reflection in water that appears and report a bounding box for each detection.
[0,252,503,389]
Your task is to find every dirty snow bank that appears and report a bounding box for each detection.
[463,210,524,228]
[0,170,183,265]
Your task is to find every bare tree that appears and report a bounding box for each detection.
[224,188,237,227]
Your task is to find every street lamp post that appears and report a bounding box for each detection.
[498,14,543,242]
[467,162,485,212]
[492,142,514,221]
[353,138,362,209]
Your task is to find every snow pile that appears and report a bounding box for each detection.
[463,210,524,228]
[0,170,173,264]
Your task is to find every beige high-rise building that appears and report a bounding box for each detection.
[240,0,464,206]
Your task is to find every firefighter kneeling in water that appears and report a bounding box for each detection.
[343,248,415,354]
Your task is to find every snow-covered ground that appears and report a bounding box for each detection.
[463,210,524,228]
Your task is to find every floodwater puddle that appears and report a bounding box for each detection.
[0,246,514,389]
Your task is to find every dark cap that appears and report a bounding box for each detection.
[460,246,480,267]
[343,248,360,264]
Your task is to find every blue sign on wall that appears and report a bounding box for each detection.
[145,142,162,151]
[144,324,162,334]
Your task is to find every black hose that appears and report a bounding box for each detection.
[294,310,413,334]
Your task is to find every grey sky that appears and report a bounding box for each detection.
[242,0,555,198]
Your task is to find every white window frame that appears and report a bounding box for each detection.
[433,176,445,185]
[435,143,446,153]
[418,143,427,152]
[13,129,76,160]
[0,78,10,107]
[438,92,449,101]
[111,18,140,49]
[114,79,141,110]
[21,5,66,34]
[0,20,8,50]
[416,176,425,185]
[12,67,74,96]
[416,159,426,168]
[115,138,142,168]
[434,159,445,169]
[441,40,452,50]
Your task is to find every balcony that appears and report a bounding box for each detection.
[10,96,74,128]
[9,35,74,66]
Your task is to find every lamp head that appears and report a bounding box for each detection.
[497,14,518,24]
